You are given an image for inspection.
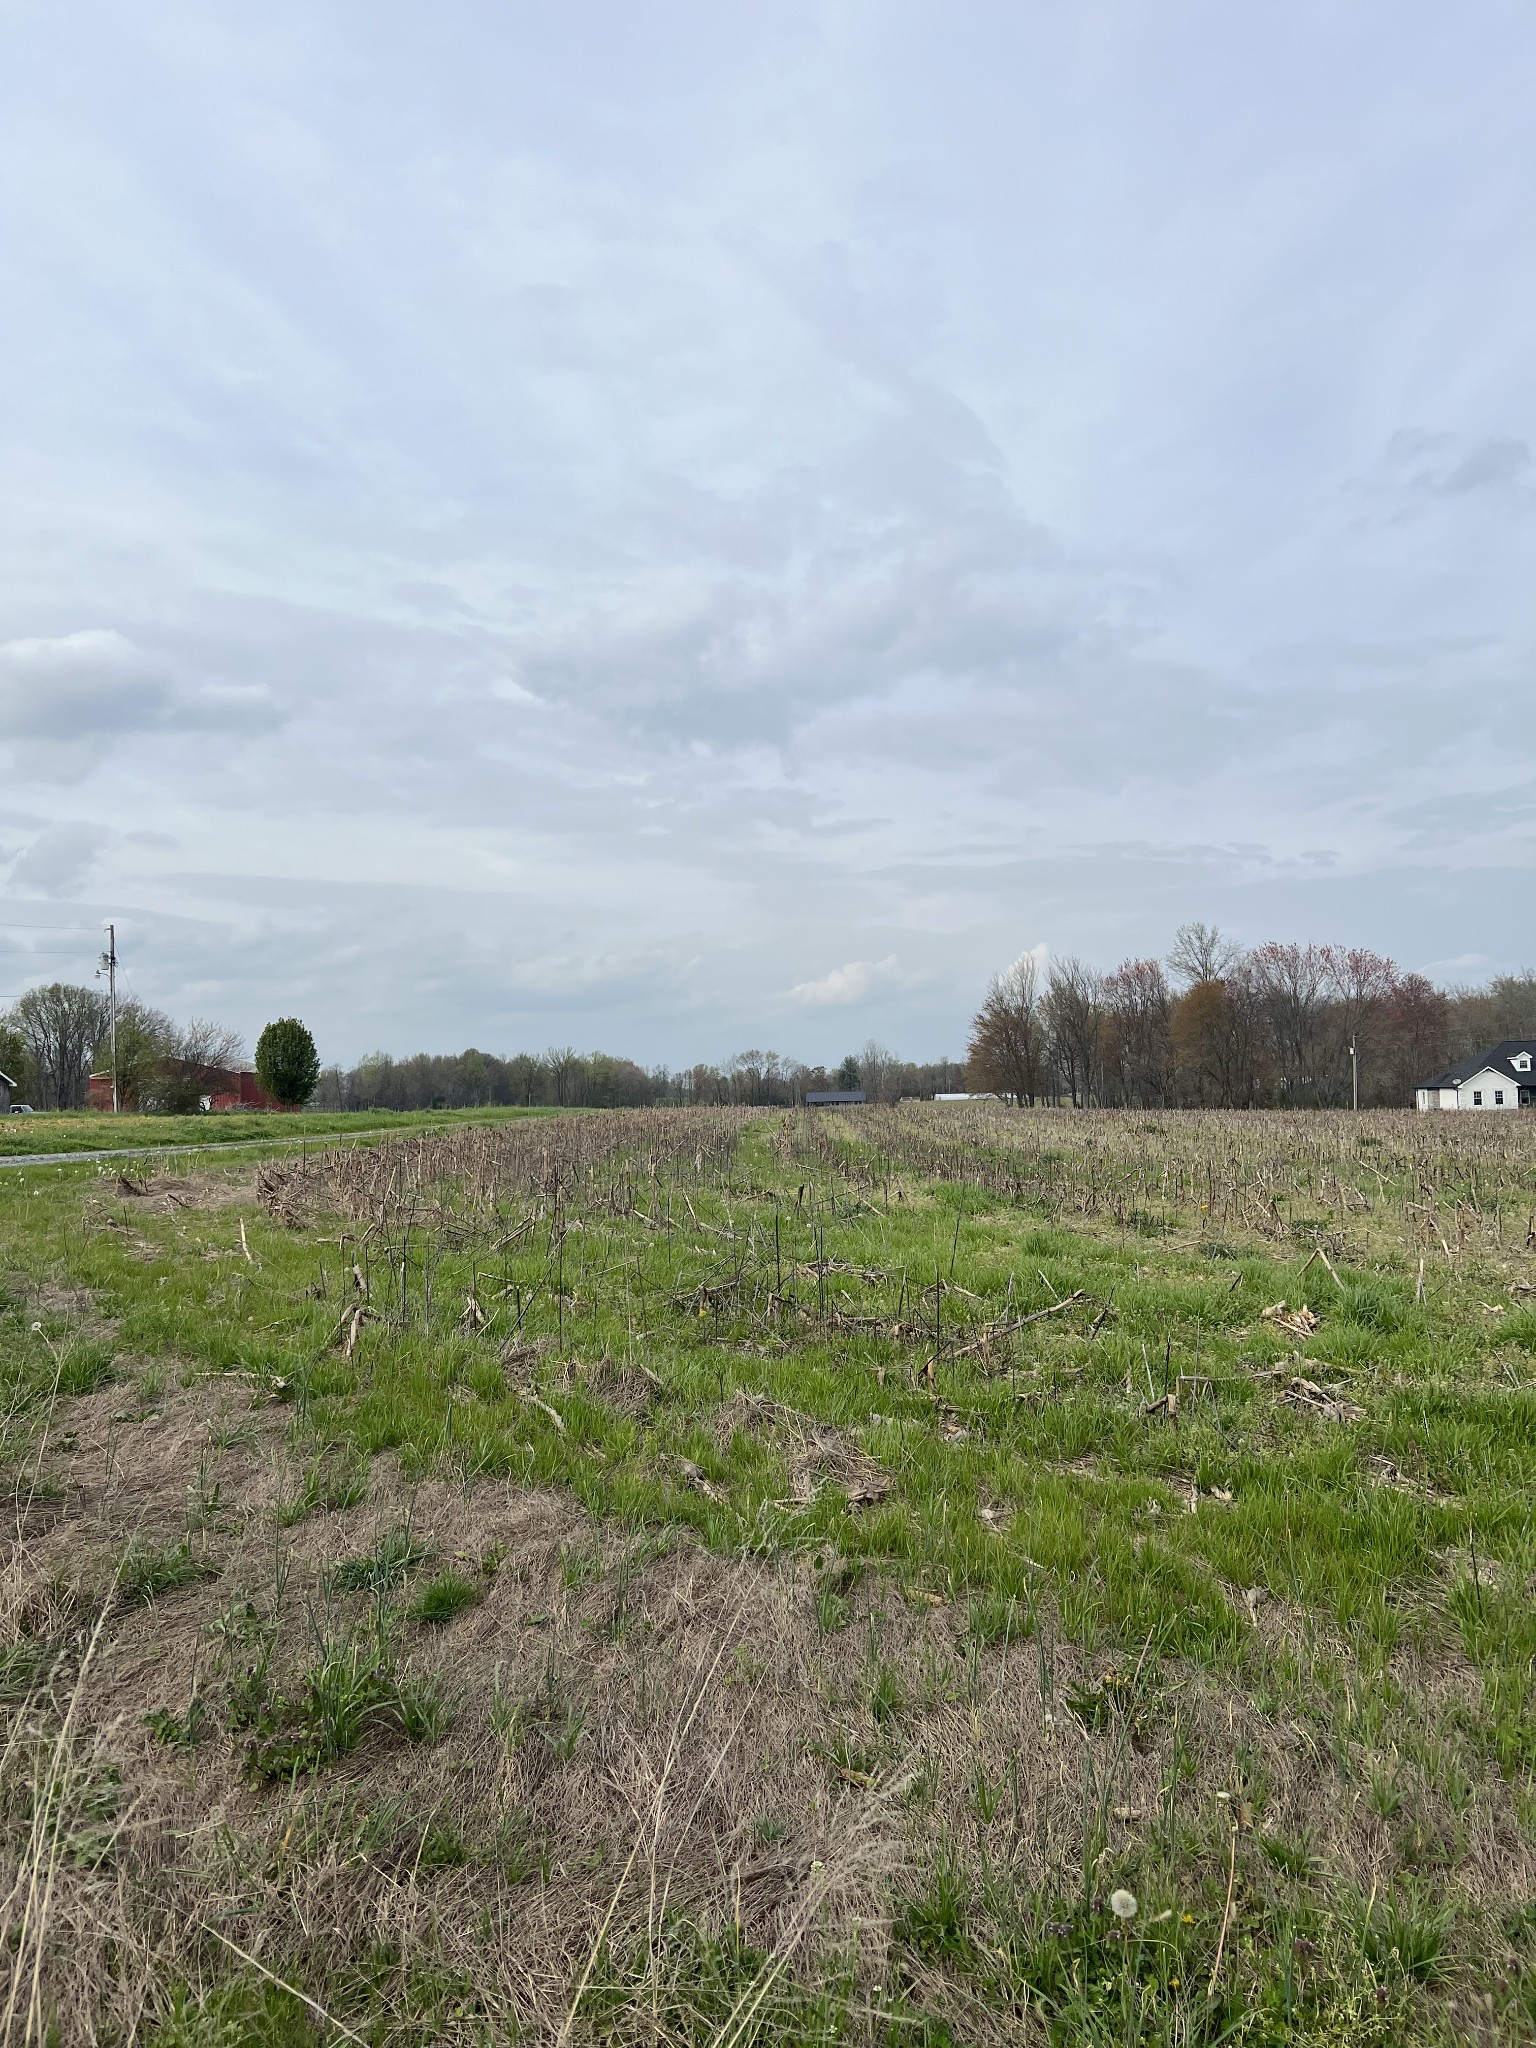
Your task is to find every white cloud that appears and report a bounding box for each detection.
[1417,951,1500,980]
[7,821,115,897]
[491,676,545,707]
[1006,944,1052,982]
[789,956,900,1008]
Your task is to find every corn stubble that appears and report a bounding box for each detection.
[4,1101,1536,2043]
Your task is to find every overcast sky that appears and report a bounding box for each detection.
[1,3,1531,1069]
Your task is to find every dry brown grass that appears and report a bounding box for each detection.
[6,1362,1534,2043]
[809,1101,1536,1254]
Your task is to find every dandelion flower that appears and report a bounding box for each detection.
[1109,1889,1138,1921]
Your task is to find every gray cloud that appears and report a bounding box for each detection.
[7,822,115,897]
[0,4,1532,1059]
[0,632,173,736]
[1440,437,1531,495]
[1355,429,1534,514]
[0,631,273,778]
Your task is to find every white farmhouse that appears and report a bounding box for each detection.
[1416,1040,1536,1111]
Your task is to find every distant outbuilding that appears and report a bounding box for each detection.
[1416,1041,1536,1111]
[804,1090,866,1106]
[0,1069,14,1113]
[87,1064,285,1113]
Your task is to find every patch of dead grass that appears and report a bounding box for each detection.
[5,1376,1535,2042]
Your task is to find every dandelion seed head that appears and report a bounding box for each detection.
[1109,1889,1138,1920]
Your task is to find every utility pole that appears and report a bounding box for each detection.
[98,923,119,1112]
[1350,1039,1358,1114]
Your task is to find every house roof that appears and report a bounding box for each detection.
[1419,1040,1536,1089]
[0,1070,14,1089]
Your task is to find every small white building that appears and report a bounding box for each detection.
[1416,1040,1536,1111]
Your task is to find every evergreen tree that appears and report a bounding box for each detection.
[255,1017,321,1108]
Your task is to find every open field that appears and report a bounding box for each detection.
[0,1106,552,1160]
[5,1104,1536,2044]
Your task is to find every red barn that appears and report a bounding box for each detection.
[206,1067,289,1112]
[87,1065,290,1113]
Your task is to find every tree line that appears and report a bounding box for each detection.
[311,1044,969,1111]
[0,986,319,1112]
[4,934,1528,1115]
[0,986,964,1115]
[965,925,1536,1109]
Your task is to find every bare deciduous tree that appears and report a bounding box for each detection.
[1170,976,1264,1106]
[6,982,110,1108]
[108,1000,176,1112]
[1248,942,1333,1105]
[1100,958,1176,1107]
[1167,922,1242,989]
[545,1046,582,1108]
[966,955,1048,1104]
[1044,957,1104,1108]
[1322,946,1398,1101]
[144,1019,247,1113]
[857,1040,899,1104]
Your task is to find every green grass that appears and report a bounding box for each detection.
[332,1526,433,1592]
[8,1110,1536,1679]
[8,1103,1536,2040]
[241,1631,462,1777]
[409,1570,480,1626]
[118,1538,206,1607]
[0,1103,553,1158]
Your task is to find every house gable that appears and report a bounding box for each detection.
[1418,1039,1536,1106]
[1450,1066,1526,1109]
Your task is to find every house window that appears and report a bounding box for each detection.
[1496,1091,1505,1105]
[1473,1091,1483,1105]
[1514,1053,1532,1072]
